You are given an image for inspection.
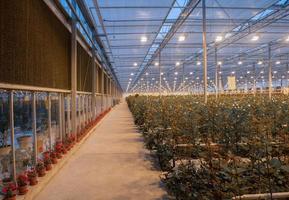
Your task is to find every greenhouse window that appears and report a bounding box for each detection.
[59,0,72,17]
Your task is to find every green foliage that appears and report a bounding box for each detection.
[127,94,289,199]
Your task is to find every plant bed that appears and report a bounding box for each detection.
[127,95,289,199]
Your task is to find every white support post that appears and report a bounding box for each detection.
[58,94,63,141]
[253,62,256,96]
[268,43,272,99]
[92,55,96,120]
[9,91,16,182]
[48,93,52,150]
[214,46,218,98]
[32,92,37,163]
[101,72,104,112]
[159,52,162,95]
[202,0,208,103]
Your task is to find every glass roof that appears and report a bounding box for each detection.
[79,0,289,92]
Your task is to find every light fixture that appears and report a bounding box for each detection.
[185,77,188,80]
[231,71,235,74]
[129,78,132,81]
[130,73,134,76]
[178,35,186,42]
[286,36,289,42]
[273,71,277,74]
[275,61,281,65]
[218,71,222,74]
[260,70,264,74]
[141,36,147,42]
[251,35,259,41]
[174,77,177,80]
[218,61,222,65]
[154,62,159,66]
[133,62,138,66]
[215,35,223,42]
[190,72,193,75]
[258,61,263,65]
[247,71,250,74]
[160,72,164,75]
[238,61,243,65]
[145,72,149,76]
[163,78,166,80]
[176,62,180,66]
[174,72,178,75]
[197,61,201,66]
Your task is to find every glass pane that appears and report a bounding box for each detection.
[64,94,71,136]
[0,90,12,180]
[76,95,81,134]
[83,95,88,126]
[51,93,60,148]
[14,91,33,174]
[36,92,49,157]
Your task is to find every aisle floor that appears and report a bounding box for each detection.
[34,101,166,200]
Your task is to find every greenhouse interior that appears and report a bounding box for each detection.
[1,0,289,199]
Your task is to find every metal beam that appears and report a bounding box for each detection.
[163,0,289,77]
[130,0,201,90]
[69,0,122,92]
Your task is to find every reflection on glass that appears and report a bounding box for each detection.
[14,91,33,174]
[51,93,60,148]
[0,90,11,180]
[36,92,49,157]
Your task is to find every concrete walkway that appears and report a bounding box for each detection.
[34,102,166,200]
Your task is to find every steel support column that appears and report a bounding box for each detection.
[101,71,104,112]
[92,54,96,119]
[202,0,208,103]
[9,91,16,182]
[159,52,162,95]
[253,62,256,96]
[268,43,272,99]
[48,93,52,150]
[59,94,63,141]
[32,92,37,164]
[214,46,218,98]
[71,1,77,140]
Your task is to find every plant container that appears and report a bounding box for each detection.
[18,185,28,195]
[45,164,52,171]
